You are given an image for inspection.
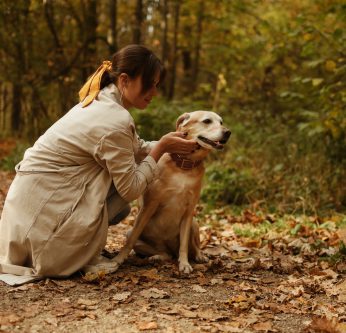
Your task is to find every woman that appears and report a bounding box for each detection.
[0,45,197,281]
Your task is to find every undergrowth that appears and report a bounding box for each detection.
[1,98,345,215]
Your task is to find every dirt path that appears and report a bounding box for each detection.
[1,171,345,333]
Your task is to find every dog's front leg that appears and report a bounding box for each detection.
[179,213,194,274]
[113,202,158,267]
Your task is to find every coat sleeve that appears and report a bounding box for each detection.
[136,137,158,162]
[95,130,158,202]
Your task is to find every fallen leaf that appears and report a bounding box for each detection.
[337,280,346,303]
[229,244,251,253]
[323,269,339,280]
[0,312,23,325]
[253,321,273,331]
[210,278,224,285]
[112,292,132,302]
[77,298,99,307]
[140,268,161,281]
[82,270,106,282]
[204,245,229,256]
[44,317,58,327]
[137,321,158,330]
[139,287,170,299]
[191,284,207,293]
[306,316,340,333]
[179,308,198,318]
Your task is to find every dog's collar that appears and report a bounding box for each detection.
[170,154,202,170]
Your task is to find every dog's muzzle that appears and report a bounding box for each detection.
[221,130,231,143]
[197,129,231,150]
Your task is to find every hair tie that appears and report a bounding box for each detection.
[78,60,112,107]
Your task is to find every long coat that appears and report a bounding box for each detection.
[0,84,157,277]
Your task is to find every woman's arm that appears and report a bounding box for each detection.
[96,131,197,202]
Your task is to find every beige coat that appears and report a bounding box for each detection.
[0,84,157,277]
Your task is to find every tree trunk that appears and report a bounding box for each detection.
[11,84,22,134]
[133,0,143,44]
[109,0,118,54]
[160,0,169,96]
[0,84,9,133]
[161,0,168,64]
[192,0,204,92]
[82,0,98,80]
[168,0,181,100]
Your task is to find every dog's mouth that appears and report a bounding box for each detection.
[197,136,225,150]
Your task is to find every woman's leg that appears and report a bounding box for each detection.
[106,185,131,225]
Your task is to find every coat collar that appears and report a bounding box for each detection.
[102,84,124,108]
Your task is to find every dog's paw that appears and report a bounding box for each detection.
[149,254,170,262]
[82,261,119,275]
[179,261,193,274]
[195,252,209,263]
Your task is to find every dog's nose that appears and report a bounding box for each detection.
[221,130,231,143]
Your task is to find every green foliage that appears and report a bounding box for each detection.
[233,220,272,239]
[321,241,346,267]
[0,143,29,171]
[0,0,345,213]
[201,165,257,206]
[131,97,206,140]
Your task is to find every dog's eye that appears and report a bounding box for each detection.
[203,119,212,124]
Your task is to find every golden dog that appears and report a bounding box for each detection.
[86,111,230,274]
[120,111,231,273]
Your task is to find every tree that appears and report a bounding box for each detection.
[108,0,118,54]
[168,0,181,100]
[133,0,143,44]
[191,0,204,92]
[81,0,98,80]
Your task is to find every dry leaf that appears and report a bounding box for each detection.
[337,280,346,303]
[306,316,340,333]
[44,317,58,327]
[77,298,99,307]
[82,270,106,282]
[178,308,198,318]
[210,278,224,285]
[0,312,23,325]
[191,284,207,293]
[204,245,229,256]
[137,321,158,330]
[139,287,170,299]
[253,321,273,331]
[140,268,161,280]
[112,292,132,302]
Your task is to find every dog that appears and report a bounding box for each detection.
[111,111,231,274]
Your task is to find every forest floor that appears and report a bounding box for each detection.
[1,170,346,333]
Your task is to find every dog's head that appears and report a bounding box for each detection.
[176,111,231,153]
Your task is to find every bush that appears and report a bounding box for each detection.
[201,165,258,206]
[131,97,207,140]
[0,143,29,171]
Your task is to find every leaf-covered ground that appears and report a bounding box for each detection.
[1,171,346,333]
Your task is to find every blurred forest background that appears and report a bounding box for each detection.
[0,0,345,215]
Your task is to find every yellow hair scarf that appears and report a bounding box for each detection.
[78,60,112,107]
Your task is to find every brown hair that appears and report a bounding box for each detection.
[100,45,165,93]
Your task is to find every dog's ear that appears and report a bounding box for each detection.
[176,113,190,130]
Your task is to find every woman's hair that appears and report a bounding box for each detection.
[100,45,165,93]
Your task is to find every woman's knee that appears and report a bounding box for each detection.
[108,204,131,225]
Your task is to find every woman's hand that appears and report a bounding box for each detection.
[149,132,198,162]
